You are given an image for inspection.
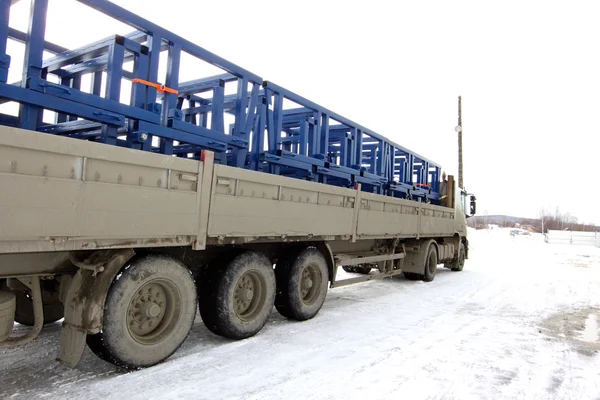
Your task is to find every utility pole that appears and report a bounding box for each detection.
[455,96,463,189]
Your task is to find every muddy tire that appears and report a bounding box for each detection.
[342,265,355,273]
[450,243,466,272]
[199,252,275,340]
[422,244,438,282]
[403,272,422,281]
[14,280,63,326]
[356,265,372,274]
[275,248,329,321]
[342,265,372,274]
[86,255,197,369]
[196,255,234,338]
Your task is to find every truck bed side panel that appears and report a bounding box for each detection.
[419,206,456,237]
[355,193,456,239]
[356,193,419,239]
[0,127,201,253]
[207,165,355,239]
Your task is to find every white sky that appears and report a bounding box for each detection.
[7,0,600,224]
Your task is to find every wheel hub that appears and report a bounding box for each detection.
[240,288,254,301]
[233,270,266,321]
[127,282,167,338]
[144,303,161,318]
[300,264,321,305]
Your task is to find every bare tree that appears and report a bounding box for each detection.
[539,208,551,233]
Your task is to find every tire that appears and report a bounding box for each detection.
[85,255,197,369]
[14,281,63,326]
[342,265,356,273]
[199,252,275,340]
[403,272,422,281]
[423,244,438,282]
[354,265,372,274]
[196,257,230,337]
[450,243,466,272]
[342,264,371,274]
[275,248,329,321]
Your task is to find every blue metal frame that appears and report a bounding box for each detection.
[0,0,444,204]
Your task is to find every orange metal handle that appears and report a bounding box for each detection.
[131,78,179,94]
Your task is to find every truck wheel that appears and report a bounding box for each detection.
[196,259,228,337]
[450,243,466,272]
[354,265,372,274]
[275,248,329,321]
[342,264,371,274]
[422,244,438,282]
[403,272,422,281]
[342,265,356,273]
[199,252,275,340]
[86,255,197,369]
[14,281,63,326]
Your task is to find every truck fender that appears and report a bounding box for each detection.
[401,239,438,274]
[57,249,135,368]
[314,242,335,283]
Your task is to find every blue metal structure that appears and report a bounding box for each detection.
[0,0,442,203]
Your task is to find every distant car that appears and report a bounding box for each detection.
[510,229,531,236]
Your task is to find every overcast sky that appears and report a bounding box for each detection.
[8,0,600,224]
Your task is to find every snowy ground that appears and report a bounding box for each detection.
[1,228,599,400]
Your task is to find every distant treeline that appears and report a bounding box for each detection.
[467,209,599,233]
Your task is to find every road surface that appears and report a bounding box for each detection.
[1,228,599,399]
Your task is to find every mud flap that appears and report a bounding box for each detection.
[56,249,135,368]
[57,323,88,368]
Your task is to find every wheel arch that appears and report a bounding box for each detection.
[401,238,438,274]
[313,242,335,283]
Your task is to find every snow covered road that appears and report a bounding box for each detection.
[1,228,599,399]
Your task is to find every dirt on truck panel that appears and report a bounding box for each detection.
[0,126,468,254]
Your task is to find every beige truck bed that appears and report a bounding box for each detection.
[0,126,457,255]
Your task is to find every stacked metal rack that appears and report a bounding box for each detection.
[0,0,442,203]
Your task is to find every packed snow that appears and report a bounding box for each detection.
[1,228,599,399]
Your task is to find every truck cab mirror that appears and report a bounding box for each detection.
[468,195,476,217]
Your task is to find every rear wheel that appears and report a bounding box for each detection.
[275,248,329,321]
[86,255,197,369]
[198,252,275,340]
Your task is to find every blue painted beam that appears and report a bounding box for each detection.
[76,0,262,83]
[177,76,226,96]
[137,120,227,153]
[27,76,160,123]
[0,1,12,82]
[169,119,247,148]
[8,27,67,54]
[0,82,124,126]
[182,100,236,115]
[38,119,101,134]
[18,0,48,130]
[263,81,440,168]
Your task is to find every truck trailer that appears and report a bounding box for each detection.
[0,0,476,369]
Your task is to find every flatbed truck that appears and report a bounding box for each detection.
[0,0,476,369]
